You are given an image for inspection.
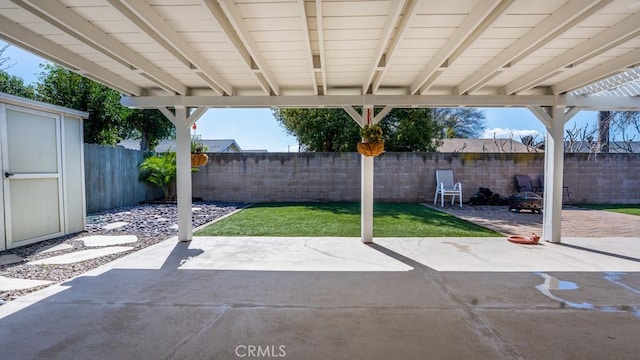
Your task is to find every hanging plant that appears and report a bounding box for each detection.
[357,109,384,157]
[190,140,209,167]
[190,122,209,167]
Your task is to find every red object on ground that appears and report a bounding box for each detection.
[508,233,540,245]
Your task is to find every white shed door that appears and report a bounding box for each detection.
[2,106,64,249]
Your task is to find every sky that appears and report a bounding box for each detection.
[2,42,599,152]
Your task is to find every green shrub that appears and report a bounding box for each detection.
[139,152,177,200]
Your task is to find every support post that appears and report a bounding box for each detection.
[174,107,192,242]
[343,105,378,243]
[542,107,566,243]
[361,153,374,243]
[158,106,208,242]
[360,105,375,243]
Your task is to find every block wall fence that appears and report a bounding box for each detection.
[192,152,640,205]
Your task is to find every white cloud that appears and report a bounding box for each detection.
[481,128,541,140]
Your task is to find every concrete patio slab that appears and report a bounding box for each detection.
[27,247,134,265]
[1,236,638,360]
[376,237,640,272]
[37,243,74,254]
[80,235,138,247]
[0,254,23,266]
[0,275,52,291]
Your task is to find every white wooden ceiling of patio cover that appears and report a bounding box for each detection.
[1,0,639,105]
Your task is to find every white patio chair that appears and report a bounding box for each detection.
[433,169,463,208]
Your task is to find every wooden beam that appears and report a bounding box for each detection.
[218,0,280,95]
[297,0,319,95]
[315,0,328,96]
[371,0,419,93]
[112,0,233,95]
[456,0,604,95]
[410,0,510,95]
[552,49,640,94]
[0,14,142,96]
[17,0,187,95]
[362,0,406,93]
[505,10,640,95]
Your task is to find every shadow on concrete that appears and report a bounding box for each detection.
[555,242,640,263]
[0,240,639,360]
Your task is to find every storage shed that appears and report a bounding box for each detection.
[0,92,88,250]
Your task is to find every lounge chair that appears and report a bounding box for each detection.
[433,169,463,208]
[514,175,540,193]
[538,175,572,205]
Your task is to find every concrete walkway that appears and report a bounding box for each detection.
[1,236,638,359]
[0,234,139,292]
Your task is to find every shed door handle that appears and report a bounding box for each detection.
[4,172,14,178]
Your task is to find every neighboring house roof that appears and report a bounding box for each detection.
[564,141,640,153]
[119,139,242,152]
[438,139,540,153]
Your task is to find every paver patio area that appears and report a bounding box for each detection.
[428,205,640,238]
[0,235,638,359]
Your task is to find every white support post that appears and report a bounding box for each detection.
[174,107,193,242]
[159,106,207,242]
[342,105,378,243]
[542,107,566,243]
[360,106,375,243]
[361,154,374,243]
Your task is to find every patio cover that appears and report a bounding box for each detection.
[2,0,639,244]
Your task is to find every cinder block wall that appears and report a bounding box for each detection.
[192,152,640,204]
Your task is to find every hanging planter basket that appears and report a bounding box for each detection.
[357,141,384,157]
[191,153,209,167]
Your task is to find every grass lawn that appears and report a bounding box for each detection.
[579,204,640,217]
[195,202,500,237]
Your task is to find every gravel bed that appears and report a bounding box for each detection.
[0,201,243,303]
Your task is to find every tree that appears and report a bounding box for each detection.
[0,44,36,99]
[379,108,443,152]
[609,111,639,152]
[273,107,485,152]
[565,111,639,153]
[598,111,611,153]
[122,109,175,151]
[0,43,16,71]
[36,64,129,145]
[0,70,36,99]
[433,108,486,138]
[273,108,360,152]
